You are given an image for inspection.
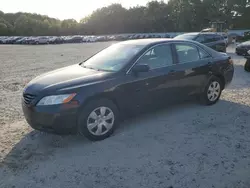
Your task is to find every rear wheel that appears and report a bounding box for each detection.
[200,76,222,105]
[77,99,119,141]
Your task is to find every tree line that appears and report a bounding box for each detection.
[0,0,250,36]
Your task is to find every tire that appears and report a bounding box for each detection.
[244,60,250,72]
[200,76,222,105]
[77,99,119,141]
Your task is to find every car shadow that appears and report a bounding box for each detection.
[0,130,88,171]
[1,99,250,175]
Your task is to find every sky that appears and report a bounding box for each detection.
[1,0,169,21]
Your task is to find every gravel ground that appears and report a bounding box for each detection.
[0,43,250,188]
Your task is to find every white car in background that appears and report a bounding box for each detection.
[83,36,98,43]
[30,36,50,44]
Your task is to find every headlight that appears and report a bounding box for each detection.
[37,93,76,106]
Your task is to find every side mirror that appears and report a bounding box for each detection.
[132,64,150,73]
[248,50,250,55]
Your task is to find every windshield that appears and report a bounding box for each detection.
[82,43,144,72]
[175,34,197,40]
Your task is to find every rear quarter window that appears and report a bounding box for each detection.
[214,35,223,41]
[198,48,211,59]
[204,34,223,43]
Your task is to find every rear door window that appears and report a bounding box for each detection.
[195,35,205,43]
[137,44,174,69]
[214,35,222,41]
[204,35,215,43]
[175,44,200,63]
[204,34,222,43]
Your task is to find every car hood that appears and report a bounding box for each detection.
[239,41,250,46]
[24,64,113,95]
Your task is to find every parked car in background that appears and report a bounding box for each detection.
[49,36,64,44]
[174,32,227,52]
[0,37,10,44]
[22,37,34,44]
[22,39,234,141]
[64,36,83,43]
[28,36,50,45]
[0,37,5,44]
[14,37,28,44]
[244,50,250,72]
[3,36,22,44]
[95,36,107,42]
[84,36,98,43]
[236,41,250,56]
[163,34,171,38]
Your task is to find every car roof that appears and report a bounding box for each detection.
[118,38,202,46]
[178,32,221,36]
[179,32,199,35]
[118,38,222,58]
[119,38,172,45]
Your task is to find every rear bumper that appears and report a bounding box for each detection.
[22,101,78,134]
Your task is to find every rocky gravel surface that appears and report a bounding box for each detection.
[0,43,250,188]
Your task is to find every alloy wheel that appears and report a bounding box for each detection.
[87,106,115,136]
[207,81,221,102]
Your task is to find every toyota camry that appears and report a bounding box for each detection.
[22,39,234,141]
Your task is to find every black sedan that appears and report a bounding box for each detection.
[174,33,227,52]
[236,41,250,56]
[22,39,234,141]
[244,50,250,72]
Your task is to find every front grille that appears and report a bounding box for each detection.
[23,93,36,105]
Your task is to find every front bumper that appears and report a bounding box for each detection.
[22,101,78,134]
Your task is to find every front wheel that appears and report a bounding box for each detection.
[77,99,119,141]
[200,76,222,105]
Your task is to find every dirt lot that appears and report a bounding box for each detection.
[0,43,250,188]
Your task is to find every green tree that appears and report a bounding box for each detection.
[1,0,250,36]
[0,23,8,35]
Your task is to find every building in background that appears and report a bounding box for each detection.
[210,21,226,32]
